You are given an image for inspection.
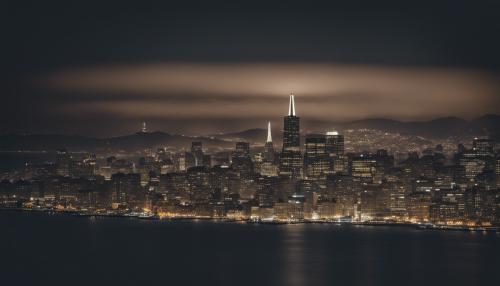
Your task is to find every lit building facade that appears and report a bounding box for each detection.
[279,93,303,179]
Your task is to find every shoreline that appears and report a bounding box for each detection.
[2,207,499,233]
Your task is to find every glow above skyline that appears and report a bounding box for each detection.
[29,62,500,135]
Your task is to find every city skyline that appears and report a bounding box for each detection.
[2,2,500,286]
[1,93,498,227]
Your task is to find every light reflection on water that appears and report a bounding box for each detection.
[282,224,306,286]
[1,212,499,286]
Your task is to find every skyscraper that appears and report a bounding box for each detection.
[263,122,275,162]
[235,142,250,158]
[325,130,344,156]
[191,142,204,166]
[232,142,253,176]
[304,134,329,178]
[325,130,346,174]
[56,148,71,177]
[261,122,278,177]
[279,93,302,179]
[472,137,494,157]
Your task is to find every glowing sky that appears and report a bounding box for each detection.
[35,63,500,134]
[2,1,500,136]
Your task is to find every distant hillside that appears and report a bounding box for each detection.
[1,115,498,151]
[0,132,232,152]
[470,114,500,140]
[341,117,468,138]
[212,115,500,144]
[212,128,272,144]
[0,134,101,151]
[341,115,499,138]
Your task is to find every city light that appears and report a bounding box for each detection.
[0,94,498,232]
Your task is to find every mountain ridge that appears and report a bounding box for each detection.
[1,115,498,151]
[213,115,500,143]
[0,132,232,152]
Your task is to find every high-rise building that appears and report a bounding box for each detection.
[279,93,302,179]
[496,156,500,188]
[56,148,71,177]
[325,130,345,174]
[350,154,377,180]
[263,122,275,162]
[325,130,344,156]
[406,191,432,222]
[473,137,494,157]
[261,122,278,177]
[235,142,250,158]
[202,154,212,168]
[111,173,142,206]
[304,134,329,178]
[232,142,253,176]
[458,150,486,183]
[191,142,204,166]
[185,152,196,169]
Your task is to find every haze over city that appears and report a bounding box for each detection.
[3,1,500,136]
[2,1,500,286]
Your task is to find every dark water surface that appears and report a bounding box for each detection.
[1,211,499,286]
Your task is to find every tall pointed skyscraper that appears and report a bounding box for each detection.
[264,122,275,162]
[267,121,272,143]
[261,121,277,177]
[288,93,296,116]
[280,93,303,179]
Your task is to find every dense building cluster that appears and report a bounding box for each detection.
[1,95,499,226]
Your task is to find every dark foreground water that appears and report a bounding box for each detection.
[1,211,499,286]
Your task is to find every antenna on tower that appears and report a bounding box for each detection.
[267,121,272,143]
[288,92,296,116]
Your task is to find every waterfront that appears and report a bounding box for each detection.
[1,211,499,286]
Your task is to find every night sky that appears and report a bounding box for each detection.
[3,0,500,136]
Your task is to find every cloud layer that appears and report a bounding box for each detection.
[36,63,500,135]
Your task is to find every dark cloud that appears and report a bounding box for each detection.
[2,0,500,136]
[4,1,500,71]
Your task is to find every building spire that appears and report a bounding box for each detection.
[267,121,272,143]
[288,92,296,116]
